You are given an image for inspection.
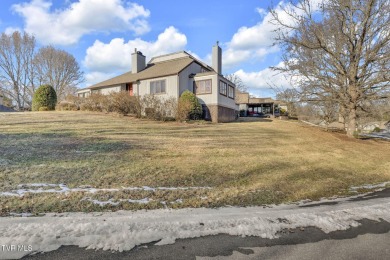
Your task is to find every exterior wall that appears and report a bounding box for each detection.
[193,74,238,123]
[217,76,237,111]
[98,85,122,95]
[77,89,91,98]
[178,62,204,96]
[236,91,249,104]
[208,105,237,123]
[137,75,179,99]
[193,74,219,106]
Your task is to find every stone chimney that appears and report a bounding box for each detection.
[131,48,146,74]
[212,41,222,75]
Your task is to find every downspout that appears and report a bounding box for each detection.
[177,73,180,98]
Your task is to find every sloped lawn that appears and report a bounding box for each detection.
[0,111,389,215]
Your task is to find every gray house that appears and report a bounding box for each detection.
[77,43,238,122]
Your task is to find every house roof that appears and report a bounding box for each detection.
[88,56,195,89]
[248,97,276,104]
[86,49,218,90]
[236,91,284,105]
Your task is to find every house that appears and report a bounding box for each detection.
[236,91,284,117]
[77,43,238,122]
[0,94,3,106]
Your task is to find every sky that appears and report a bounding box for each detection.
[0,0,292,98]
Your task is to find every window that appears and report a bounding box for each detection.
[219,81,227,96]
[228,85,234,99]
[194,79,212,94]
[150,80,166,94]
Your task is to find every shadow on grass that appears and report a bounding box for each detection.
[0,132,138,167]
[233,117,274,123]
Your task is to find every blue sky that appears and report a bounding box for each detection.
[0,0,291,97]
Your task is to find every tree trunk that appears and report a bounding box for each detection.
[346,108,357,137]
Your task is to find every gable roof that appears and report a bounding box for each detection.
[87,51,216,90]
[89,57,194,89]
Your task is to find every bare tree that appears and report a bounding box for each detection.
[225,73,247,92]
[0,31,36,109]
[275,88,301,117]
[34,46,84,101]
[315,100,339,129]
[271,0,390,137]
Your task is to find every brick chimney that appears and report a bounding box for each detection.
[212,41,222,75]
[131,48,146,74]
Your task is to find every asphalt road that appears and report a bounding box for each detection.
[22,219,390,260]
[22,189,390,260]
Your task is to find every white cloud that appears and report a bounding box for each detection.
[85,72,118,86]
[12,0,150,45]
[84,26,187,85]
[220,2,284,69]
[222,0,323,69]
[234,62,291,90]
[4,27,22,34]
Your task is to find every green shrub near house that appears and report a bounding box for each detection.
[32,85,57,111]
[177,90,202,121]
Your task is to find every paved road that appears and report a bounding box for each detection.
[22,189,390,260]
[23,219,390,260]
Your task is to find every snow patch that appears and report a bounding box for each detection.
[9,213,34,217]
[81,198,120,207]
[0,194,389,259]
[0,183,212,197]
[361,132,390,140]
[82,197,153,206]
[350,181,390,191]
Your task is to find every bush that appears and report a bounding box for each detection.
[38,106,49,111]
[160,97,178,121]
[176,98,192,121]
[77,91,178,121]
[143,95,179,121]
[79,93,106,112]
[177,90,202,121]
[280,108,287,116]
[142,95,163,120]
[32,85,57,111]
[110,92,140,116]
[64,95,83,108]
[56,101,78,111]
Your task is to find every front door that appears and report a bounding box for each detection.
[126,83,133,96]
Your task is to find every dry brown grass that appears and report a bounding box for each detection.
[0,111,389,214]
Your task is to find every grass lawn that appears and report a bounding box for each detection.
[0,111,389,215]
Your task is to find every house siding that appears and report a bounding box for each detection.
[178,62,203,96]
[98,85,122,95]
[137,75,179,99]
[194,74,238,122]
[77,89,91,98]
[193,74,219,106]
[217,76,237,111]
